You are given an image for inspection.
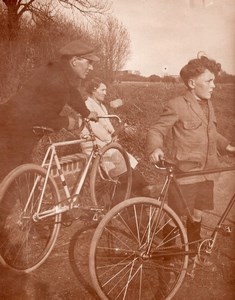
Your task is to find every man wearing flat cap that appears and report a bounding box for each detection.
[0,38,99,180]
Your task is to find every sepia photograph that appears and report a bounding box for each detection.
[0,0,235,299]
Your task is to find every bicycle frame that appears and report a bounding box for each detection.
[25,134,97,222]
[88,160,235,299]
[27,115,123,222]
[139,163,235,260]
[155,164,235,245]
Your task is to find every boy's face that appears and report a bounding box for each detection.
[190,69,216,100]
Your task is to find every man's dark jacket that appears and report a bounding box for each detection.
[1,61,90,133]
[0,61,91,178]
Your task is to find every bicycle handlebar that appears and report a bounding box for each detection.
[92,115,124,138]
[154,159,167,170]
[79,114,124,141]
[97,115,122,124]
[154,158,235,176]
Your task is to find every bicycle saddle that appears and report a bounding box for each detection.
[33,126,54,138]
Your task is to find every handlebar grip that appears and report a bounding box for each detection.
[154,159,166,170]
[98,115,122,124]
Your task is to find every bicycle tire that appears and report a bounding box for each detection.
[89,197,189,300]
[0,164,61,272]
[90,142,132,208]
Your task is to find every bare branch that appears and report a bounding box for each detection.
[2,0,111,39]
[18,0,36,18]
[90,15,131,82]
[57,0,110,15]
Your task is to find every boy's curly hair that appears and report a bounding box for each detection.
[180,56,221,87]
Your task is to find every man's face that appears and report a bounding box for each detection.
[93,83,107,102]
[190,69,216,100]
[71,57,93,79]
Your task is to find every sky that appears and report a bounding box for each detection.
[111,0,235,76]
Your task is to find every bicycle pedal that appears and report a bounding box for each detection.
[79,212,101,224]
[92,213,100,222]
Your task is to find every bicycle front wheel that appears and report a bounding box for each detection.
[89,197,189,300]
[0,164,61,272]
[90,142,132,208]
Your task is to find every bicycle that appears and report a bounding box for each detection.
[89,159,235,300]
[0,115,132,273]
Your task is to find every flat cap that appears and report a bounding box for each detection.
[59,39,99,61]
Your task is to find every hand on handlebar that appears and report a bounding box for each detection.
[149,148,165,164]
[87,111,99,122]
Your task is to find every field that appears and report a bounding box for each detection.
[0,82,235,299]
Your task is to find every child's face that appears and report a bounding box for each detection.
[190,69,216,100]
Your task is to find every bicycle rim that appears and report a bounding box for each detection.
[90,143,132,208]
[89,197,188,300]
[0,164,61,272]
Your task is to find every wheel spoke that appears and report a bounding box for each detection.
[90,143,132,209]
[0,165,60,272]
[90,198,188,299]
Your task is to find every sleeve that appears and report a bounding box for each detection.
[35,74,89,130]
[146,100,179,155]
[44,115,70,130]
[67,88,90,118]
[35,81,71,130]
[20,66,72,130]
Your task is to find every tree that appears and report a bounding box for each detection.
[148,74,161,82]
[162,75,176,84]
[91,16,131,82]
[1,0,111,39]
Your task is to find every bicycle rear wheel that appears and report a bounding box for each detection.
[89,197,188,300]
[90,142,132,208]
[0,164,61,272]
